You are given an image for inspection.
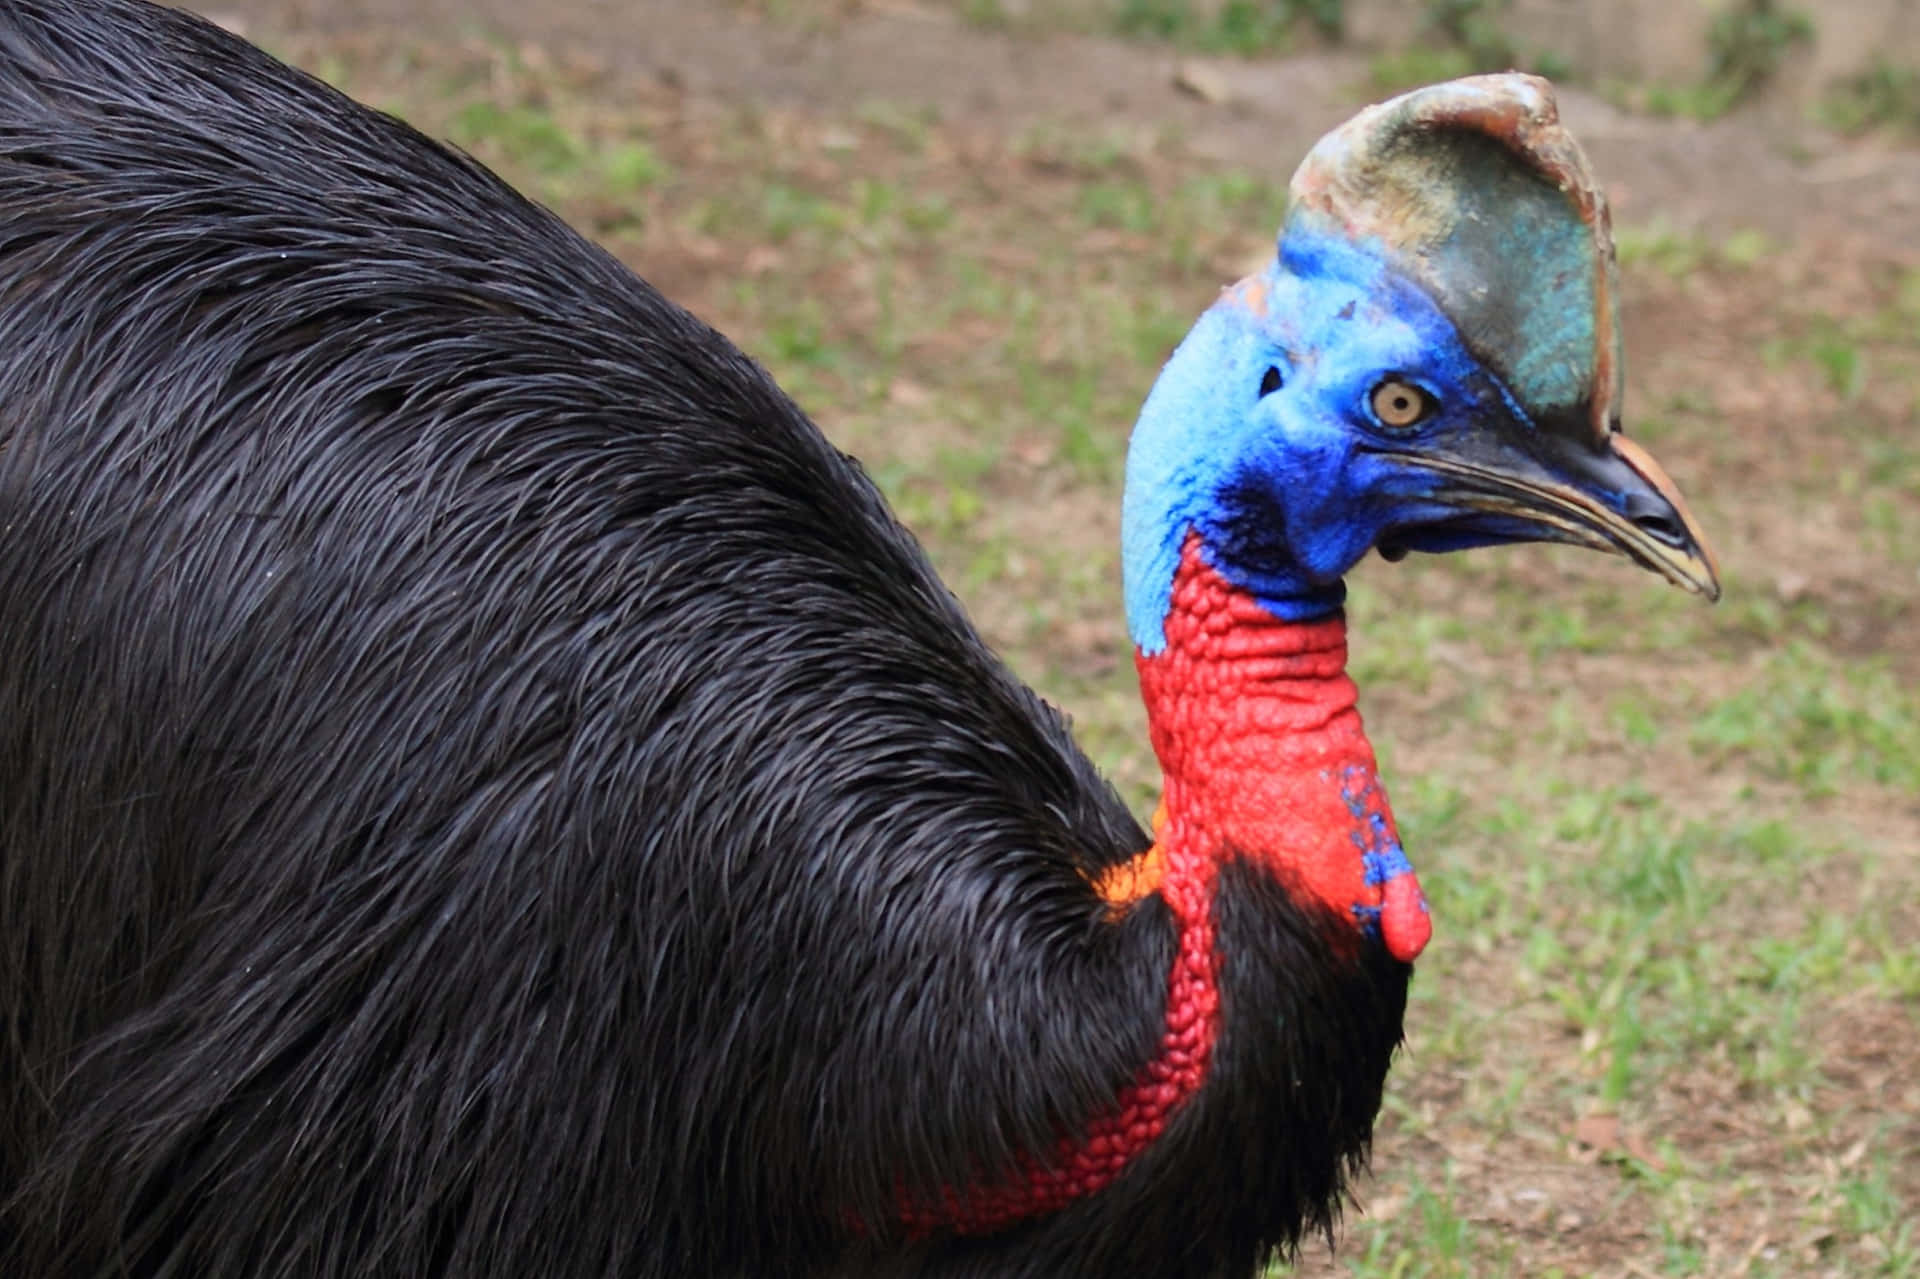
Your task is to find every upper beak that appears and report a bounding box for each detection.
[1404,429,1722,601]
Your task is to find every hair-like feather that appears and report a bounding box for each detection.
[0,2,1404,1275]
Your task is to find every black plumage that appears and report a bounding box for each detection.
[0,1,1405,1274]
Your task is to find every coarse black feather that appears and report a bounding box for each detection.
[0,1,1407,1274]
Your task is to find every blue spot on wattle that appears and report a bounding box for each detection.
[1362,846,1414,887]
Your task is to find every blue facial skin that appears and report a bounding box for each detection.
[1122,229,1551,655]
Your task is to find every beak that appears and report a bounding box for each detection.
[1390,429,1722,601]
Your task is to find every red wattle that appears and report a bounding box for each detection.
[1136,538,1423,951]
[1381,875,1432,962]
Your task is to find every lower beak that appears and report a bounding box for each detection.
[1407,432,1722,601]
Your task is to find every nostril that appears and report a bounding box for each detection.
[1623,492,1685,546]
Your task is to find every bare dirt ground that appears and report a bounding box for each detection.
[218,0,1920,246]
[195,2,1919,1275]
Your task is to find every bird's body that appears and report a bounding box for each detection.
[0,2,1717,1276]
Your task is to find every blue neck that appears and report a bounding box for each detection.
[1121,268,1357,654]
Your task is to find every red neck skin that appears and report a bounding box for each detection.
[901,538,1428,1236]
[1139,539,1431,963]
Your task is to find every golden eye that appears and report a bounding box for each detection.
[1370,379,1431,429]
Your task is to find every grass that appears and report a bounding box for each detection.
[1365,0,1572,93]
[288,26,1919,1278]
[437,66,670,223]
[1689,647,1920,795]
[1367,47,1479,96]
[1820,61,1920,138]
[1111,0,1299,54]
[1629,0,1815,121]
[1614,222,1779,279]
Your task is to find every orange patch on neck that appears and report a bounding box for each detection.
[1092,843,1165,907]
[1091,798,1170,907]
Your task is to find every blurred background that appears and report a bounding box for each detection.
[198,1,1916,1274]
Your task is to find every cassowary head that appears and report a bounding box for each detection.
[1124,74,1720,650]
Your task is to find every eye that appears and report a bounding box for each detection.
[1370,378,1432,429]
[1258,366,1283,397]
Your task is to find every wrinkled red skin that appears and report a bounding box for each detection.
[904,539,1428,1233]
[1142,541,1430,964]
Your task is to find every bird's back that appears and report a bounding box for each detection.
[0,2,1154,1273]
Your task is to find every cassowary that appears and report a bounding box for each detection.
[0,1,1720,1275]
